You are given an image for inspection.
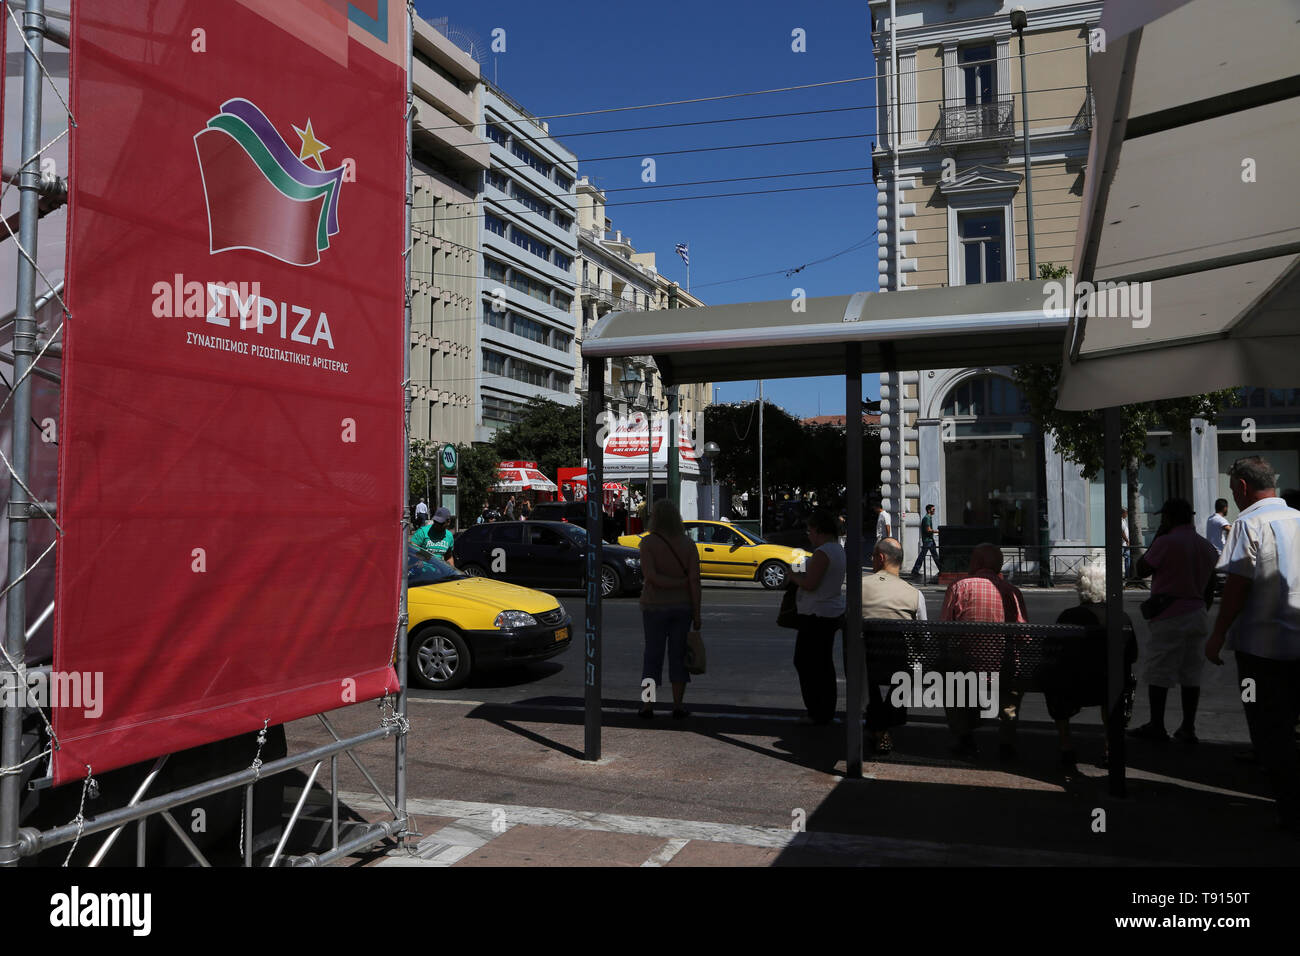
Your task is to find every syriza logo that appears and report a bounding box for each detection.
[194,98,349,267]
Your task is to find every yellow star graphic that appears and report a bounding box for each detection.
[292,118,330,169]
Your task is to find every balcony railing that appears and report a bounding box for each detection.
[930,98,1015,147]
[579,281,646,312]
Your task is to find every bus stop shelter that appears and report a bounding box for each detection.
[578,280,1069,779]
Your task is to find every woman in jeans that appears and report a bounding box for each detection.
[788,510,847,725]
[638,498,702,719]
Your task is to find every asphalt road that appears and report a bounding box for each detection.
[409,581,1252,744]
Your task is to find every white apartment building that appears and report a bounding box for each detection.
[477,84,580,441]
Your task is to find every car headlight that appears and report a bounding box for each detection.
[494,610,537,629]
[624,557,641,568]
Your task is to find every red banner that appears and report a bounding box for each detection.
[54,1,406,785]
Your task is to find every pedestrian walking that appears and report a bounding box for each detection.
[519,498,532,520]
[415,499,429,523]
[862,537,927,753]
[1120,508,1132,577]
[911,503,940,578]
[411,507,456,566]
[637,498,702,720]
[1205,498,1231,555]
[504,495,516,520]
[788,510,847,726]
[1129,498,1218,743]
[940,543,1028,760]
[1205,457,1300,836]
[1043,557,1138,773]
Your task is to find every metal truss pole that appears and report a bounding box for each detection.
[394,0,414,843]
[1,0,47,869]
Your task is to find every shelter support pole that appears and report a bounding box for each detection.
[667,387,680,508]
[1,0,47,869]
[845,345,865,778]
[583,358,605,760]
[1103,406,1126,797]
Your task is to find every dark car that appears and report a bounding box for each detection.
[528,501,587,523]
[452,520,643,597]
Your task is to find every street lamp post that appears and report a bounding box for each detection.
[1012,5,1052,588]
[703,441,720,520]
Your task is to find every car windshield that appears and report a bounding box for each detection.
[407,547,465,586]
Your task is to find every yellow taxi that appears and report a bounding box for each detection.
[406,547,571,690]
[618,519,811,589]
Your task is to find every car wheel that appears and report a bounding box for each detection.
[758,560,788,590]
[600,564,621,598]
[461,563,486,577]
[409,626,472,690]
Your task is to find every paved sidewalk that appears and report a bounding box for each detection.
[287,694,1295,867]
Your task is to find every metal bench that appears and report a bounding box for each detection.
[861,619,1088,694]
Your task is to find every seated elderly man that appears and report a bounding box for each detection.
[940,543,1028,761]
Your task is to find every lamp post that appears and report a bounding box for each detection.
[703,441,720,520]
[620,362,650,519]
[1012,5,1052,588]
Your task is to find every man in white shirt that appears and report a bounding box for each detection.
[415,499,429,522]
[1205,498,1231,555]
[860,537,925,754]
[874,502,891,544]
[1206,456,1300,835]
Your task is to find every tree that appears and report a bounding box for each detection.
[703,401,881,517]
[454,441,500,524]
[492,396,582,484]
[407,439,438,513]
[1014,263,1239,558]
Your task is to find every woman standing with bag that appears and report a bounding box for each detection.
[637,498,702,719]
[788,510,847,725]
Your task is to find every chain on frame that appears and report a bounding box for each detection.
[60,763,96,867]
[236,718,271,860]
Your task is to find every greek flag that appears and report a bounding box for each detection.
[675,242,689,266]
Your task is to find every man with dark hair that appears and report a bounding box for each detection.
[911,504,939,578]
[940,543,1028,760]
[1206,456,1300,835]
[1130,498,1218,743]
[1206,498,1231,555]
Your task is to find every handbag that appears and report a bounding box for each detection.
[1139,591,1177,620]
[685,629,707,675]
[776,582,800,629]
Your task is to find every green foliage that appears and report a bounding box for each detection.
[407,439,439,508]
[492,396,582,483]
[703,401,881,508]
[455,441,501,522]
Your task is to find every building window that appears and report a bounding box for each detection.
[554,373,573,392]
[483,307,509,330]
[512,314,548,345]
[485,123,508,146]
[512,184,551,218]
[553,331,573,353]
[482,349,507,375]
[484,257,507,283]
[510,359,549,388]
[554,212,573,231]
[553,292,573,312]
[483,394,524,425]
[510,227,551,261]
[485,213,506,237]
[554,171,574,192]
[511,140,551,177]
[508,270,552,306]
[486,169,509,192]
[957,210,1005,284]
[959,44,995,106]
[553,252,573,272]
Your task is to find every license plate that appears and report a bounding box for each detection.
[555,627,569,642]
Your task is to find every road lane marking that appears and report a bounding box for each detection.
[640,837,690,867]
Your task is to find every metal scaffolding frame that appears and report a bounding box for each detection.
[0,0,414,866]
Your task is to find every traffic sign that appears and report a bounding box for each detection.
[440,443,457,472]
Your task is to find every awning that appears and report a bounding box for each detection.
[493,461,557,493]
[582,281,1069,385]
[1056,0,1300,409]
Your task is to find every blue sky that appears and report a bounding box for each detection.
[416,0,883,417]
